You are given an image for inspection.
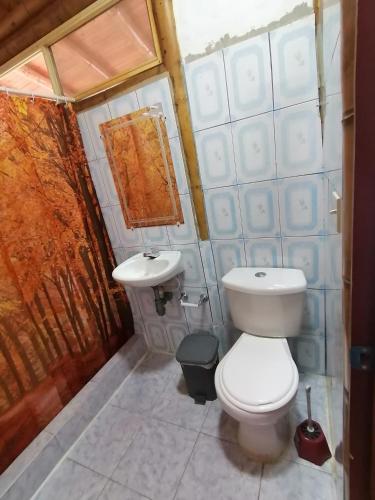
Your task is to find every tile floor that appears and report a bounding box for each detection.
[30,353,336,500]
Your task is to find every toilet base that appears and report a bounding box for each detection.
[238,414,291,462]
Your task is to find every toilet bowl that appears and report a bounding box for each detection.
[214,267,306,462]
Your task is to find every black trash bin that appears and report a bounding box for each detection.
[176,333,219,405]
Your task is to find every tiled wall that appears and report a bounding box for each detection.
[77,14,342,375]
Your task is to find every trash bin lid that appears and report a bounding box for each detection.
[176,333,219,366]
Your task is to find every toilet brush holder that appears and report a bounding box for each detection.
[294,386,331,466]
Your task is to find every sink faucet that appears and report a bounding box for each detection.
[143,248,160,259]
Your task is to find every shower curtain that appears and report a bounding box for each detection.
[0,95,133,472]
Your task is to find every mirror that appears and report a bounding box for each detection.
[100,106,184,228]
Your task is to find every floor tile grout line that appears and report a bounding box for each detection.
[257,463,265,500]
[29,348,149,499]
[172,428,201,500]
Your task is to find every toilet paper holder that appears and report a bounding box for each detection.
[179,292,208,308]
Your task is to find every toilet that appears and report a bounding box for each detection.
[214,267,307,462]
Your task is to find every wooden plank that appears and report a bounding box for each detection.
[41,47,63,95]
[150,0,209,240]
[73,63,166,112]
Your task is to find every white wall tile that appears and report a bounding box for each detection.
[282,236,325,289]
[171,243,206,288]
[142,226,170,247]
[326,289,343,377]
[88,160,109,207]
[97,157,119,206]
[167,194,197,244]
[101,206,121,249]
[84,103,111,159]
[274,100,323,178]
[184,51,230,131]
[224,33,273,121]
[232,111,276,184]
[278,174,325,237]
[218,286,231,323]
[136,287,159,321]
[244,237,282,267]
[111,205,144,247]
[124,287,142,321]
[144,320,171,352]
[108,91,139,118]
[195,123,237,189]
[166,323,189,352]
[199,241,217,286]
[270,15,319,108]
[205,186,243,239]
[164,294,186,323]
[183,287,212,330]
[211,239,246,280]
[169,137,189,195]
[77,113,96,161]
[136,77,178,138]
[239,180,280,238]
[113,246,143,265]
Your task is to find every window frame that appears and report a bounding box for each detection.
[0,0,162,101]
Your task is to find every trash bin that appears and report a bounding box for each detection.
[176,333,219,404]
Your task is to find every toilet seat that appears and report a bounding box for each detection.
[216,333,298,414]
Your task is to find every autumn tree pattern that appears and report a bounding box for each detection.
[0,95,133,472]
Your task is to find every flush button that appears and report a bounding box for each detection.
[255,272,266,278]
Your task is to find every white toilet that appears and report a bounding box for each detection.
[215,267,307,462]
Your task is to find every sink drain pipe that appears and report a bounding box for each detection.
[152,286,173,316]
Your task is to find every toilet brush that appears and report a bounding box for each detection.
[294,385,332,466]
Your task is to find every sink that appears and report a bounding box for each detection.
[112,251,183,288]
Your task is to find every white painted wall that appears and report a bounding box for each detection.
[173,0,313,59]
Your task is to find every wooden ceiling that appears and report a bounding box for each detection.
[0,0,95,66]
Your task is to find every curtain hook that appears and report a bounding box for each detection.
[31,93,35,103]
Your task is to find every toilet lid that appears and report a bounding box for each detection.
[220,334,297,408]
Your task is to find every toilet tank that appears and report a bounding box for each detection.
[222,267,307,338]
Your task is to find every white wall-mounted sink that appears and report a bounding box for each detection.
[112,251,183,288]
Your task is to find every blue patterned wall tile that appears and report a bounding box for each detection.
[144,320,171,352]
[224,33,273,121]
[111,205,144,247]
[208,286,223,324]
[274,100,323,178]
[325,234,342,289]
[84,103,111,159]
[136,77,178,138]
[171,243,206,288]
[183,287,213,330]
[108,91,139,118]
[141,225,170,247]
[169,137,189,195]
[77,113,96,161]
[325,289,343,377]
[325,170,342,235]
[211,239,246,280]
[218,286,231,323]
[278,174,325,237]
[326,33,342,97]
[288,333,325,375]
[323,3,341,83]
[282,236,325,289]
[184,51,230,131]
[195,123,237,189]
[199,241,218,286]
[205,186,243,239]
[323,93,343,172]
[239,180,280,238]
[244,237,283,267]
[301,290,325,335]
[270,15,319,108]
[232,111,276,183]
[212,322,241,358]
[165,323,189,352]
[167,194,197,244]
